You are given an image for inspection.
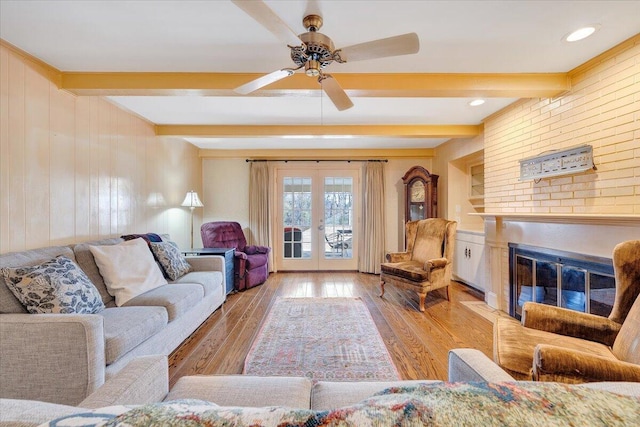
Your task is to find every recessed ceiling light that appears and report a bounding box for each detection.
[469,99,485,107]
[564,25,599,42]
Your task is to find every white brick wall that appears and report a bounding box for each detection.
[484,37,640,214]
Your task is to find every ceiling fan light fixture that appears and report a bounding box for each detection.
[305,60,321,77]
[564,25,599,42]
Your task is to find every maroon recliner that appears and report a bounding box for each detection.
[200,221,270,291]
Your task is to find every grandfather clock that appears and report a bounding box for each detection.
[403,166,439,222]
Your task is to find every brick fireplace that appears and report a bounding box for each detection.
[475,213,640,313]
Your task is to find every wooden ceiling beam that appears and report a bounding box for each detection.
[199,148,436,159]
[155,124,482,138]
[61,72,569,98]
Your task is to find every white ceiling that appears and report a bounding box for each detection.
[1,0,639,150]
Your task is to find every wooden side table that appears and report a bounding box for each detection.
[183,248,235,294]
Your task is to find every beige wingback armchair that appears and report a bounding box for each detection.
[493,240,640,383]
[380,218,457,312]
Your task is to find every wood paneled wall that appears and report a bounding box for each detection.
[0,44,202,254]
[483,37,640,214]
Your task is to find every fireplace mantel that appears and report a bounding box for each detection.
[471,213,640,226]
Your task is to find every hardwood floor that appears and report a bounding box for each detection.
[168,272,494,387]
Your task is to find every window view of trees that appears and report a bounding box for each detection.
[282,176,354,259]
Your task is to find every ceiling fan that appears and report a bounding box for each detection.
[231,0,420,111]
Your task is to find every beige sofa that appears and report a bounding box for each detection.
[0,237,226,406]
[2,350,638,425]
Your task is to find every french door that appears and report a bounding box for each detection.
[276,166,359,270]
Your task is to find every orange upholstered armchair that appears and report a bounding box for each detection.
[493,240,640,383]
[380,218,457,312]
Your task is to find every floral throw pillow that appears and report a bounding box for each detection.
[150,241,191,281]
[1,256,105,314]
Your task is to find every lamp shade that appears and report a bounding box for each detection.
[181,191,204,208]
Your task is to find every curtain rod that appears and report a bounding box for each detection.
[245,159,388,163]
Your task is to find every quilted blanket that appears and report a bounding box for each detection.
[43,382,640,426]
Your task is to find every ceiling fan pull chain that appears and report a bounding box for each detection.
[320,77,324,126]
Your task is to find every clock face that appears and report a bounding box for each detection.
[410,181,425,202]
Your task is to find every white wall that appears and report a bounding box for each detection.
[201,158,251,230]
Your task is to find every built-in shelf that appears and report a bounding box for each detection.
[468,196,485,206]
[468,163,484,212]
[470,164,484,196]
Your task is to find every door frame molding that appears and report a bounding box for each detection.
[272,162,362,271]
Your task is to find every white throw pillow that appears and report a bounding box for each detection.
[89,238,168,306]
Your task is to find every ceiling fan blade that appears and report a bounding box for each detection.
[338,33,420,62]
[231,0,302,47]
[235,69,294,95]
[321,76,354,111]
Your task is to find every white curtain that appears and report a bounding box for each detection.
[248,161,274,270]
[359,161,386,274]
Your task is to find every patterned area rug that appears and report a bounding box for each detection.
[243,297,400,382]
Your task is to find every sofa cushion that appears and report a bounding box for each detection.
[90,238,168,306]
[150,241,191,280]
[171,271,222,297]
[579,381,640,397]
[408,218,447,264]
[0,398,87,426]
[73,238,123,306]
[122,284,203,322]
[245,253,268,270]
[101,306,168,365]
[165,375,312,409]
[311,379,440,410]
[494,316,616,379]
[381,261,429,282]
[0,245,74,314]
[1,255,105,314]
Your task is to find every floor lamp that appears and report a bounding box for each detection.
[181,190,204,249]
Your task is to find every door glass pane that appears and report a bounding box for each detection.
[536,261,558,307]
[409,181,425,221]
[589,272,615,317]
[323,177,353,259]
[515,256,535,317]
[561,266,586,312]
[282,177,312,259]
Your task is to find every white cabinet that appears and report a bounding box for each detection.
[453,230,485,291]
